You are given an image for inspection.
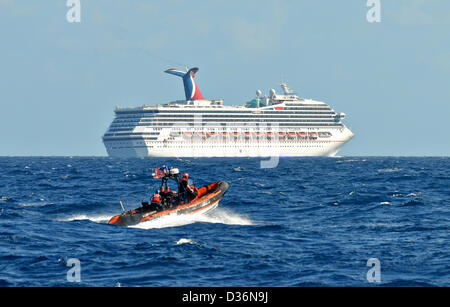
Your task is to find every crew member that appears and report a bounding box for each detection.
[160,186,166,195]
[161,185,175,208]
[151,192,163,211]
[159,186,167,207]
[181,173,198,201]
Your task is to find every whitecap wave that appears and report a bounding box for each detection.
[176,238,197,245]
[18,202,51,208]
[1,196,11,202]
[407,192,421,197]
[378,167,402,173]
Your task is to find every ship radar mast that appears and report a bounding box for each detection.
[280,83,294,95]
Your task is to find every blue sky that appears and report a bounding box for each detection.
[0,0,449,156]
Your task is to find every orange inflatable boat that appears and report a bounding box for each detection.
[108,167,229,227]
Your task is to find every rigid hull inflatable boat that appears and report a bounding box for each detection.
[108,167,229,227]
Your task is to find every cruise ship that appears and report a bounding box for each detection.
[102,67,354,157]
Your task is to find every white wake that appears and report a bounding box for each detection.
[56,214,112,223]
[132,208,253,230]
[57,208,253,229]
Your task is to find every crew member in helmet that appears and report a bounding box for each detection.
[151,192,164,211]
[165,185,177,208]
[160,185,175,208]
[181,173,198,202]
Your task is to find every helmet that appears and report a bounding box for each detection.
[183,173,189,178]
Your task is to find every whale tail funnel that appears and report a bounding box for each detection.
[164,67,205,101]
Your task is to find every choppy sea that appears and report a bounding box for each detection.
[0,157,449,286]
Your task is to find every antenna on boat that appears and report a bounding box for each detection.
[119,200,126,213]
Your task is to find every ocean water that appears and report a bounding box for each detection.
[0,156,449,286]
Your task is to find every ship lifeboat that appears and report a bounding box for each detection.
[231,132,240,137]
[277,132,285,136]
[309,132,318,137]
[297,132,307,137]
[266,132,274,136]
[197,132,206,137]
[253,131,262,136]
[183,132,193,137]
[288,132,296,137]
[220,131,228,136]
[207,131,216,136]
[244,132,251,137]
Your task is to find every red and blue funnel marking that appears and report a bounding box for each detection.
[165,67,205,101]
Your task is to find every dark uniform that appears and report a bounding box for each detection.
[181,173,198,202]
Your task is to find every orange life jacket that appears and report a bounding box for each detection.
[152,193,161,203]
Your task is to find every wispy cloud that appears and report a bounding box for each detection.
[0,0,14,7]
[431,51,450,73]
[388,0,450,26]
[223,6,287,54]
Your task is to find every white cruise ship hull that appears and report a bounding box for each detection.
[104,127,354,158]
